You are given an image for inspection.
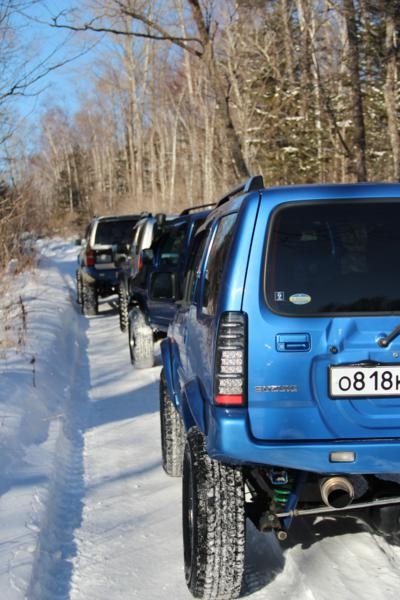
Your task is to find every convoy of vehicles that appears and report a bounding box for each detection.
[77,178,400,600]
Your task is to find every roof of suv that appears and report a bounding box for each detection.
[94,213,146,222]
[209,177,400,219]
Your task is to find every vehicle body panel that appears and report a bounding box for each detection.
[243,185,400,442]
[164,182,400,475]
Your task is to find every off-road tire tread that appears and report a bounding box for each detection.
[82,282,98,316]
[129,308,154,369]
[76,270,83,304]
[183,427,245,600]
[118,283,129,331]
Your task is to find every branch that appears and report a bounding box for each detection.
[186,0,210,42]
[50,11,204,58]
[0,37,100,101]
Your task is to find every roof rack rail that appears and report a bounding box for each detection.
[180,203,216,215]
[216,175,264,207]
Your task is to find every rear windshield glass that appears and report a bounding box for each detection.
[94,220,138,246]
[266,200,400,315]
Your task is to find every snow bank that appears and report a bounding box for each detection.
[0,239,79,599]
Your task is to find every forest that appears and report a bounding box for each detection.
[0,0,400,269]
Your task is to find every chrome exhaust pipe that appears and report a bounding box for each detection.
[320,477,355,509]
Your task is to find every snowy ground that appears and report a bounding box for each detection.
[1,240,400,600]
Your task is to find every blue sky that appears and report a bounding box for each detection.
[13,1,101,123]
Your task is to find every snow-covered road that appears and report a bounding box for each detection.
[2,241,400,600]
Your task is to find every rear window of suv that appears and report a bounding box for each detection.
[266,200,400,315]
[94,219,138,246]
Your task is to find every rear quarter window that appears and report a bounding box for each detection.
[202,213,238,316]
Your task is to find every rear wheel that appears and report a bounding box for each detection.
[82,282,98,316]
[182,428,245,600]
[118,282,129,332]
[160,369,185,477]
[76,270,83,304]
[128,308,154,368]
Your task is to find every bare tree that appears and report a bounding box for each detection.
[383,2,400,180]
[50,0,250,181]
[342,0,368,181]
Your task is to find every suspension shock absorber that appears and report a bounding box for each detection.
[270,470,292,540]
[270,470,307,540]
[258,470,291,536]
[269,469,289,502]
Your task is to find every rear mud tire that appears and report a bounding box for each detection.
[76,270,83,305]
[118,283,129,332]
[160,369,185,477]
[182,428,245,600]
[128,308,154,369]
[82,282,98,316]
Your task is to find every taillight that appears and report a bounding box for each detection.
[138,253,143,272]
[86,249,95,266]
[214,312,247,406]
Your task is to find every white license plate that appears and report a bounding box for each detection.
[329,364,400,398]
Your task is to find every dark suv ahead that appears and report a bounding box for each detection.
[160,176,400,599]
[127,206,211,368]
[76,214,141,315]
[117,213,173,331]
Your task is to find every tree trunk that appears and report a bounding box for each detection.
[342,0,367,181]
[295,0,313,115]
[187,0,250,181]
[384,8,400,180]
[279,0,295,84]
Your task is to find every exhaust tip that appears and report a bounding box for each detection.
[321,477,355,509]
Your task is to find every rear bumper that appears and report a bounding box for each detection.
[207,408,400,474]
[80,267,119,293]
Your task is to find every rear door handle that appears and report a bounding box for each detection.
[276,333,311,352]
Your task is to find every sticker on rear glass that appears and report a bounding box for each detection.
[289,293,311,305]
[274,291,285,302]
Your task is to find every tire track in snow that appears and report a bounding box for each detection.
[27,266,90,600]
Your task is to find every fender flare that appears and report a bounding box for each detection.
[180,378,206,434]
[161,338,207,434]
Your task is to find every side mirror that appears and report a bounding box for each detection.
[150,272,181,301]
[75,238,83,246]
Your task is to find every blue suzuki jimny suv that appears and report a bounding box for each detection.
[160,176,400,599]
